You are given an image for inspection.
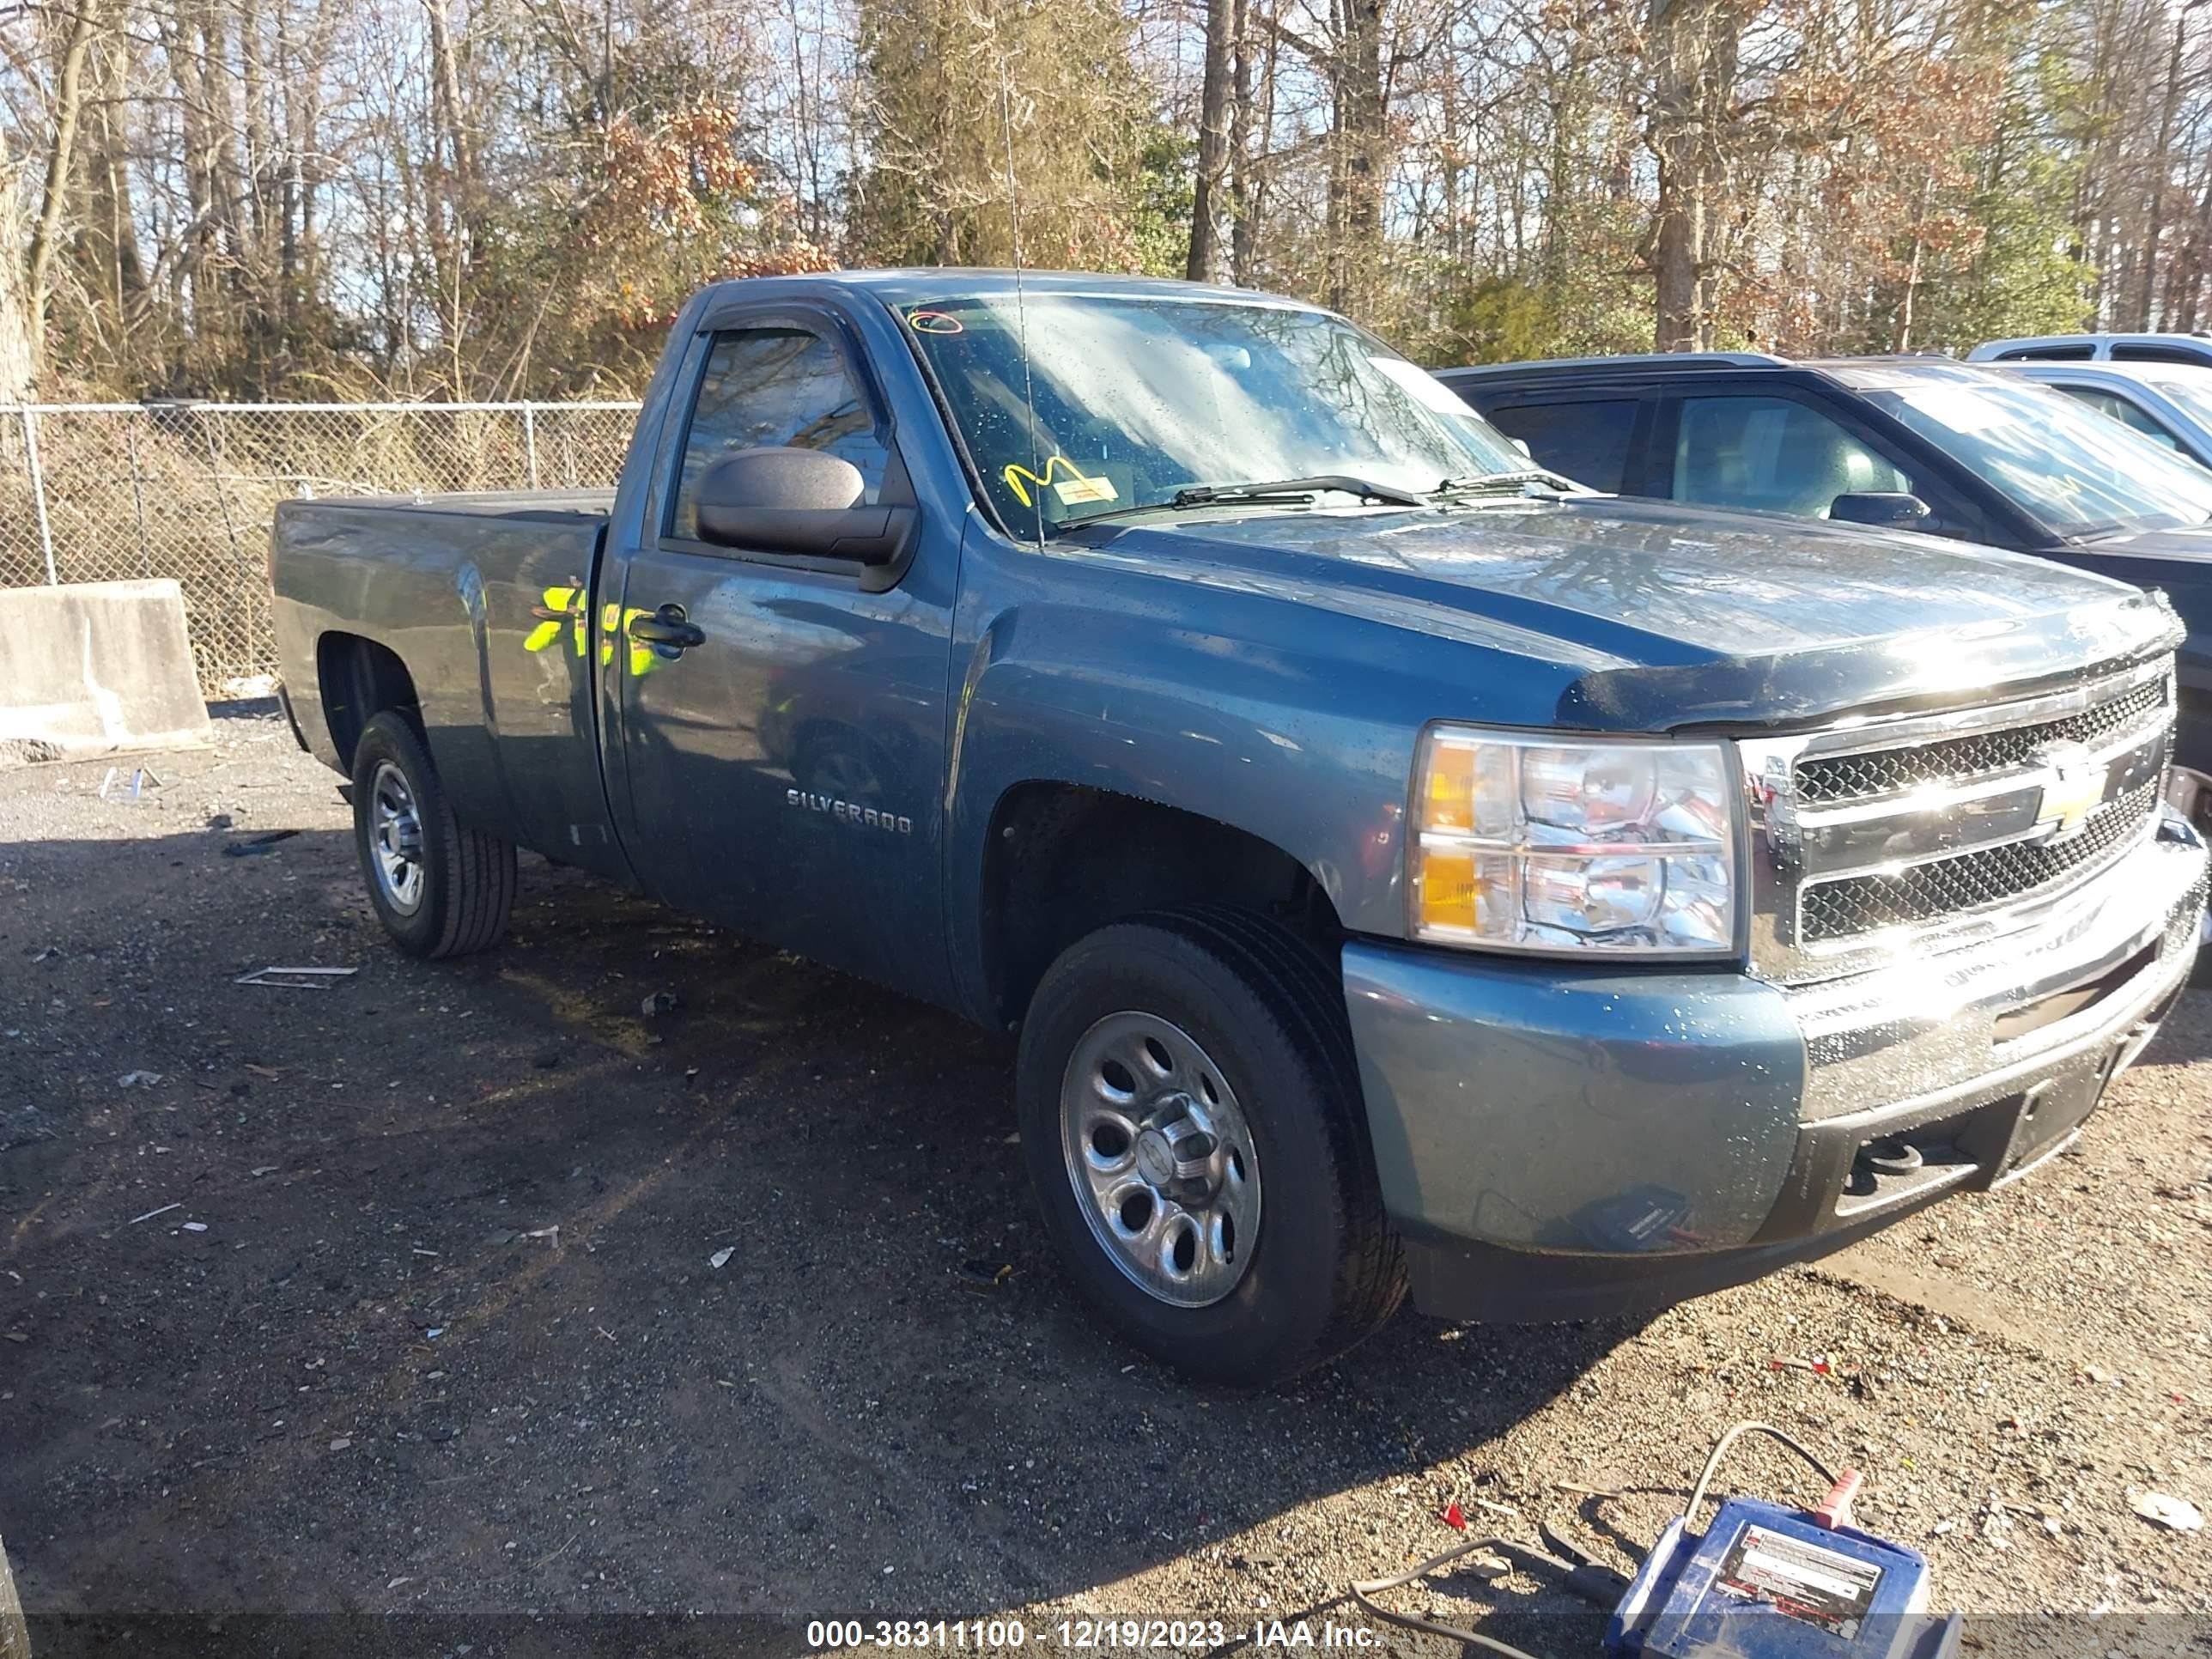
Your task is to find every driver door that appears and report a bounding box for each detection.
[611,308,957,1006]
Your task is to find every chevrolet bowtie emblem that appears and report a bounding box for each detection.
[2032,739,2106,845]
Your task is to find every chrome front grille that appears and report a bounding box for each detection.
[1798,779,2161,943]
[1739,659,2175,982]
[1792,677,2166,805]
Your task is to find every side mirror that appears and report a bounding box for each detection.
[695,447,917,567]
[1829,491,1933,532]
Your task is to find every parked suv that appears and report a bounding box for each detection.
[1970,332,2212,369]
[1437,352,2212,775]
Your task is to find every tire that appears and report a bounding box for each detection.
[350,711,516,959]
[1016,908,1407,1386]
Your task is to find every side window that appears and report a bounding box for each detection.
[2054,386,2180,449]
[1672,394,1915,520]
[2110,344,2212,367]
[1999,345,2094,362]
[1485,398,1640,492]
[669,327,889,541]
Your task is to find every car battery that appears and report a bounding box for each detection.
[1605,1497,1963,1659]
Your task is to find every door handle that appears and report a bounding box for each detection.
[628,605,706,650]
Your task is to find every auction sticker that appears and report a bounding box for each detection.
[1714,1523,1883,1637]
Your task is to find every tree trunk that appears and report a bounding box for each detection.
[1650,0,1735,349]
[1232,0,1270,286]
[0,148,39,402]
[1327,0,1386,312]
[2134,9,2190,331]
[24,0,102,384]
[1894,173,1935,353]
[1187,0,1237,283]
[85,33,147,331]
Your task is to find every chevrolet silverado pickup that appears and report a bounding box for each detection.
[270,271,2207,1386]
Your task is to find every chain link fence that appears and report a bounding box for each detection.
[0,401,641,695]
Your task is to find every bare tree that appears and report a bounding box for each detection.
[1188,0,1237,282]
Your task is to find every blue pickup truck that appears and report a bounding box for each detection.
[271,271,2206,1385]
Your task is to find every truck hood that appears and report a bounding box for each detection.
[2087,525,2212,562]
[1077,495,2181,732]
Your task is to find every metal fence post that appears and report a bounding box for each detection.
[21,408,57,585]
[522,403,540,489]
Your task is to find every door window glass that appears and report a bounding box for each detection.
[670,328,889,539]
[1672,395,1913,519]
[1486,398,1639,492]
[2053,386,2180,448]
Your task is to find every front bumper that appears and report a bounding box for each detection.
[1341,808,2208,1323]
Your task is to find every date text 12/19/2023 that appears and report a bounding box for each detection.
[803,1620,1382,1650]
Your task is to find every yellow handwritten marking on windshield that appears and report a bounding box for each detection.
[1002,457,1118,508]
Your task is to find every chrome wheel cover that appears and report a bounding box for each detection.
[368,759,426,915]
[1059,1011,1261,1308]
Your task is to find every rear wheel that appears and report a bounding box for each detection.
[1017,909,1406,1386]
[350,712,515,959]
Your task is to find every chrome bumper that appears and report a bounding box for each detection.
[1788,807,2205,1121]
[1340,808,2206,1322]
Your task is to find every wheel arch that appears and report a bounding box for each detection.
[317,632,423,771]
[974,780,1347,1031]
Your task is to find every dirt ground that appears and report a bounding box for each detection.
[3,710,2209,1658]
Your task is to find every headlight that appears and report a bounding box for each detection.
[1411,727,1740,956]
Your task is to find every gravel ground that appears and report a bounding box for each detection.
[1,712,2208,1658]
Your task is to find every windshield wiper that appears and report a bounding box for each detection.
[1059,474,1427,532]
[1173,474,1428,508]
[1432,468,1580,497]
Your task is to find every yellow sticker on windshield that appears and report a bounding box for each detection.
[1004,456,1115,508]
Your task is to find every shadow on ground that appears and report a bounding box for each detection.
[0,823,1643,1648]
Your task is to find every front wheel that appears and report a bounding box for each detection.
[1016,910,1406,1386]
[350,712,516,959]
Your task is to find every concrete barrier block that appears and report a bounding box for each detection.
[0,580,214,761]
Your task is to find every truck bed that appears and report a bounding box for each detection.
[270,489,621,873]
[299,488,615,520]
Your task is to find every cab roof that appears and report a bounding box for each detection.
[699,268,1316,313]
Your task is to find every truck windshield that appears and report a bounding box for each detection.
[1850,370,2212,538]
[896,292,1529,533]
